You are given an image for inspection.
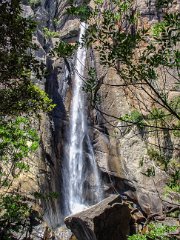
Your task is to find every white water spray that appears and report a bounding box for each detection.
[63,23,103,215]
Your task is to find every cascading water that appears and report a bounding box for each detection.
[63,23,103,216]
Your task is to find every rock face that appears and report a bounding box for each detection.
[21,0,73,228]
[20,0,179,236]
[65,195,131,240]
[89,0,179,217]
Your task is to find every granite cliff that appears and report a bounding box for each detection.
[18,0,179,239]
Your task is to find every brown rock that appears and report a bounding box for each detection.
[131,209,146,224]
[65,195,131,240]
[124,189,163,216]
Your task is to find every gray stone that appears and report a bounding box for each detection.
[65,195,131,240]
[21,4,34,18]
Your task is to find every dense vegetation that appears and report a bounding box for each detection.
[0,0,54,238]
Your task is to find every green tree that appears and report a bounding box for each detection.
[0,0,54,238]
[0,117,40,239]
[0,0,54,115]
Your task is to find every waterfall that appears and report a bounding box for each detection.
[63,23,103,216]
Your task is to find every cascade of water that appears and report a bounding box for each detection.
[63,23,103,216]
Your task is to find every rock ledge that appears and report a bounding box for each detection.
[65,195,131,240]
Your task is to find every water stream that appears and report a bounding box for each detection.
[63,23,103,216]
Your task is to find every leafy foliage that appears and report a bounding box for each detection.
[155,0,174,9]
[0,117,40,239]
[0,0,54,115]
[0,117,39,181]
[0,83,55,115]
[83,68,96,93]
[43,27,60,38]
[120,110,144,126]
[128,223,178,240]
[0,194,33,239]
[128,235,147,240]
[33,191,59,200]
[28,0,41,8]
[52,41,78,58]
[66,0,91,22]
[82,67,101,105]
[0,1,55,238]
[78,0,180,124]
[147,148,168,169]
[146,146,180,192]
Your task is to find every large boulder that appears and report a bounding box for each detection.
[65,195,131,240]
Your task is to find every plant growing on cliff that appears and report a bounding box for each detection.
[66,0,91,21]
[0,117,39,185]
[0,194,34,239]
[83,0,179,121]
[0,0,55,115]
[67,1,180,160]
[0,116,41,239]
[67,0,180,128]
[43,27,60,38]
[52,41,78,58]
[0,0,55,238]
[28,0,41,8]
[128,223,178,240]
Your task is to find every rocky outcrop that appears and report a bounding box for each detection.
[90,52,168,217]
[20,0,179,237]
[90,0,179,217]
[65,195,131,240]
[21,0,73,228]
